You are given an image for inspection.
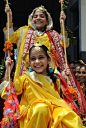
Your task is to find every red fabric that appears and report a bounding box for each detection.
[54,74,81,117]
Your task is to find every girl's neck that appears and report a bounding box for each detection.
[34,30,46,36]
[36,25,46,32]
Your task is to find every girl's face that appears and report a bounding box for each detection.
[32,10,48,31]
[79,66,86,84]
[75,66,80,82]
[29,47,50,75]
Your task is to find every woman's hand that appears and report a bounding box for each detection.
[5,4,12,23]
[61,67,70,82]
[4,57,14,79]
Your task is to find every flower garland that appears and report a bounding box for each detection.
[0,83,20,128]
[69,86,78,100]
[80,83,86,99]
[68,86,86,126]
[3,40,13,56]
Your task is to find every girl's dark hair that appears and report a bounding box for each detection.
[80,64,86,69]
[33,10,48,21]
[29,45,49,58]
[29,45,57,83]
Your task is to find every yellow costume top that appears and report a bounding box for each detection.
[3,6,69,81]
[3,26,69,81]
[1,71,85,128]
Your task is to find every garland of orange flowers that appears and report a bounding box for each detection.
[69,86,78,100]
[80,83,86,99]
[3,40,13,56]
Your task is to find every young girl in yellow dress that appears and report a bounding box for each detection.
[1,43,85,128]
[4,5,68,80]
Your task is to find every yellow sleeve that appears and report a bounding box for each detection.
[3,27,20,45]
[60,31,69,48]
[14,74,29,95]
[6,29,21,45]
[0,81,9,100]
[1,74,29,100]
[3,26,27,46]
[60,40,69,48]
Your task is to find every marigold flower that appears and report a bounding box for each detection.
[3,40,13,56]
[3,48,8,53]
[10,47,13,51]
[69,86,77,100]
[59,0,64,3]
[10,53,13,56]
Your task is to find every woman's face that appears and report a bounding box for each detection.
[75,66,80,82]
[32,10,48,31]
[79,66,86,84]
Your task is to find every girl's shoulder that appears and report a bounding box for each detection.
[17,25,28,30]
[49,29,59,34]
[48,30,60,38]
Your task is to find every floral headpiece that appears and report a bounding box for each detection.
[28,5,53,31]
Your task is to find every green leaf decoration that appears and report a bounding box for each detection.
[1,59,5,65]
[66,26,77,46]
[82,119,86,127]
[4,0,12,5]
[65,0,69,4]
[65,1,69,4]
[0,59,5,80]
[81,113,85,119]
[62,0,69,10]
[74,99,80,107]
[63,4,68,10]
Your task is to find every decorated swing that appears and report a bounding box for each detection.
[0,0,86,127]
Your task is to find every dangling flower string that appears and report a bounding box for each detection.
[3,40,13,56]
[69,86,77,100]
[80,83,86,99]
[59,0,64,4]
